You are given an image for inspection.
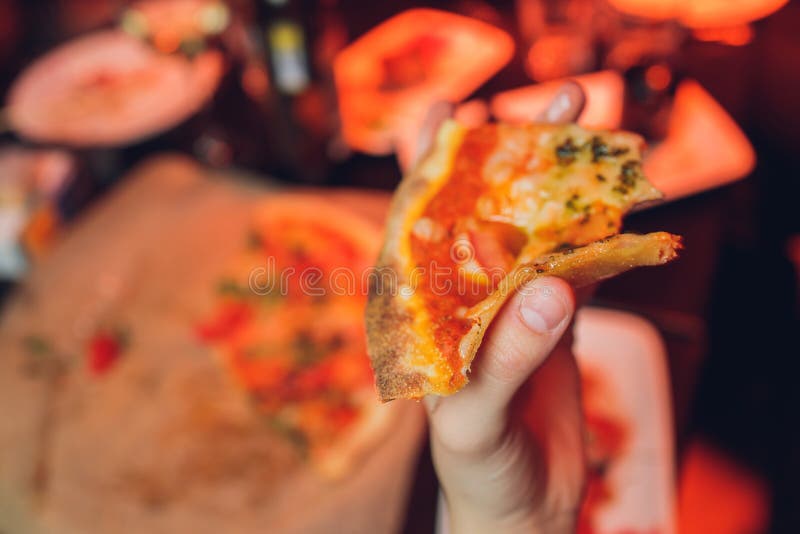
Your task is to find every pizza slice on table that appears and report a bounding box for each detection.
[197,196,397,477]
[366,120,681,401]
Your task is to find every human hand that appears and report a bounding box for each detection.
[415,83,589,534]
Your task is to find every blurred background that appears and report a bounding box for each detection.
[0,1,798,533]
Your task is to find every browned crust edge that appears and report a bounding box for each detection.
[365,161,443,401]
[365,281,426,402]
[365,124,465,402]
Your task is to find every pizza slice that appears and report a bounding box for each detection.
[197,196,398,477]
[366,120,681,401]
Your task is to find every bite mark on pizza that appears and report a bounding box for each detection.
[366,120,681,401]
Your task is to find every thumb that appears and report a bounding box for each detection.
[468,276,575,413]
[425,276,575,462]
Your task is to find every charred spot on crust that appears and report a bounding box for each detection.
[554,243,577,254]
[367,265,399,298]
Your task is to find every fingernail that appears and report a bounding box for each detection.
[542,90,570,122]
[519,283,568,333]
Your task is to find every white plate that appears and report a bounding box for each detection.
[573,306,676,534]
[7,31,222,147]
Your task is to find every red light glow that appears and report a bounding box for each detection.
[678,441,770,534]
[645,64,672,91]
[692,25,754,46]
[525,31,594,82]
[333,9,513,155]
[608,0,788,29]
[644,80,755,200]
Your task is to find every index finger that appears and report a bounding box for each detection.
[411,100,455,170]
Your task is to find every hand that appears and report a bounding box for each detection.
[416,83,588,534]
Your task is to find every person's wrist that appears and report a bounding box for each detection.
[432,423,541,533]
[433,418,580,534]
[441,495,576,534]
[443,499,537,534]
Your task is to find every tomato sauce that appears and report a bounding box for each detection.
[409,124,499,381]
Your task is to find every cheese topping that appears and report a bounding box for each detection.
[476,124,660,244]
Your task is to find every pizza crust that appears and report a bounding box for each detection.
[366,121,465,401]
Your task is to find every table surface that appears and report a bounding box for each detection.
[0,154,722,534]
[0,155,426,534]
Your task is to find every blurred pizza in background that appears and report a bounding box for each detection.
[0,158,423,534]
[195,196,395,477]
[333,8,513,156]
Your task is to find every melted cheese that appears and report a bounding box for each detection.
[476,124,661,244]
